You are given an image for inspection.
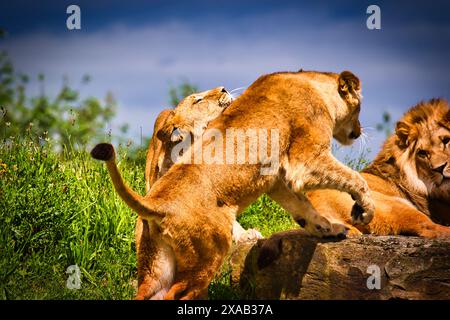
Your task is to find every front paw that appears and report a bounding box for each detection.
[351,198,375,225]
[303,216,348,239]
[236,228,264,244]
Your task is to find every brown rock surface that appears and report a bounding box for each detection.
[230,230,450,299]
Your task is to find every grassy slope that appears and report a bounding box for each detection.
[0,139,299,299]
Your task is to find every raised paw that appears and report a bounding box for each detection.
[351,200,374,225]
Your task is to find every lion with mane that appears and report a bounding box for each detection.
[308,98,450,237]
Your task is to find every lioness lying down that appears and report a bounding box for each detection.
[308,98,450,237]
[136,86,262,299]
[92,70,375,299]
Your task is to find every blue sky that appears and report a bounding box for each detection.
[1,0,449,160]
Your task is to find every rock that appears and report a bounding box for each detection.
[230,230,450,299]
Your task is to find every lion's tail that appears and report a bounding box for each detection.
[91,143,162,219]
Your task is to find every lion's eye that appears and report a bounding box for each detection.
[442,137,450,146]
[194,97,203,104]
[416,149,429,158]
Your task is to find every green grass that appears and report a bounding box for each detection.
[0,137,298,300]
[0,137,145,299]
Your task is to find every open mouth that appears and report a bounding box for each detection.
[219,93,233,107]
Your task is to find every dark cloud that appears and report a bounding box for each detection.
[0,1,448,158]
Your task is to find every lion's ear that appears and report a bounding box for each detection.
[156,111,175,142]
[156,125,172,142]
[395,121,410,148]
[338,71,361,107]
[444,109,450,126]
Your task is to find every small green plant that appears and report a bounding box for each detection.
[376,111,393,137]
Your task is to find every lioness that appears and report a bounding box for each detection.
[136,87,262,299]
[308,98,450,237]
[92,70,375,299]
[145,87,232,189]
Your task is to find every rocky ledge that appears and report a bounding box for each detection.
[229,230,450,299]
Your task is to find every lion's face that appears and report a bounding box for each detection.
[411,124,450,201]
[414,126,450,186]
[157,86,232,142]
[333,106,362,146]
[395,99,450,197]
[333,71,362,146]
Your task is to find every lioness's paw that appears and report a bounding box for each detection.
[302,215,348,239]
[330,222,349,239]
[236,228,264,244]
[300,215,331,237]
[351,198,375,225]
[317,222,349,239]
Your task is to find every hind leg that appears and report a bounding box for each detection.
[162,262,224,300]
[308,189,450,238]
[164,281,189,300]
[161,240,231,300]
[160,215,233,300]
[367,194,450,238]
[135,218,154,300]
[164,279,209,300]
[135,219,176,300]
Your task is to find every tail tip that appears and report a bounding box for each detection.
[91,143,114,161]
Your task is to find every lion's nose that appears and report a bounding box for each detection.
[220,87,228,94]
[433,163,447,175]
[349,131,360,139]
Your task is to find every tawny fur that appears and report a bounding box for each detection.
[135,87,261,300]
[92,70,375,299]
[145,87,233,190]
[308,99,450,238]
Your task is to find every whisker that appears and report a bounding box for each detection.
[359,135,364,155]
[360,131,367,140]
[357,132,370,156]
[229,86,247,94]
[361,126,376,132]
[360,128,373,141]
